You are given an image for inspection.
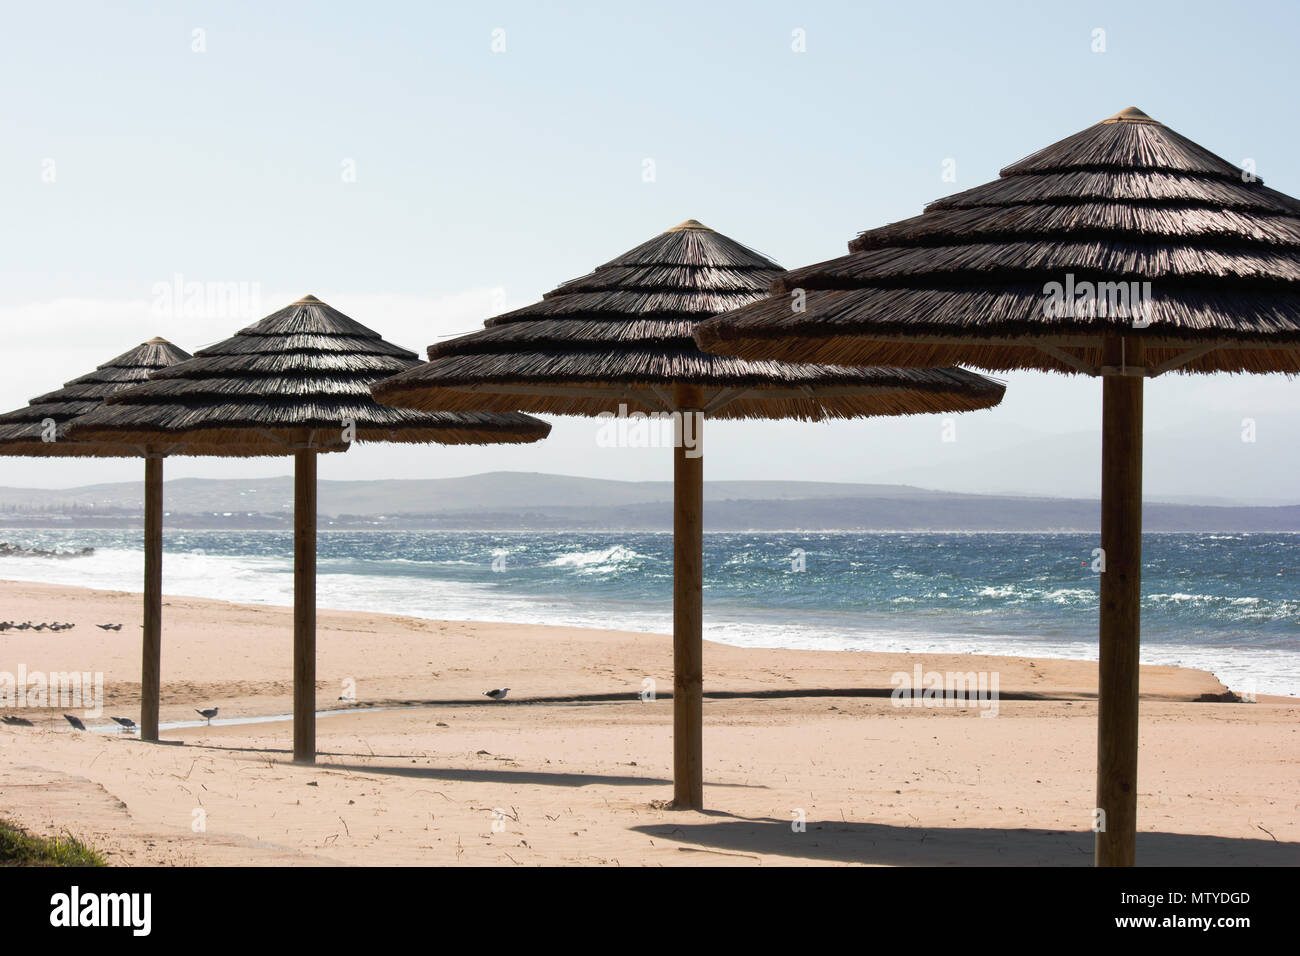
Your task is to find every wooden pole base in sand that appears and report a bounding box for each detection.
[140,455,164,742]
[672,384,704,810]
[293,448,318,765]
[1095,338,1143,867]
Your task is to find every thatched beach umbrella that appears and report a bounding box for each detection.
[67,296,551,763]
[372,220,1006,809]
[0,337,192,741]
[696,108,1300,864]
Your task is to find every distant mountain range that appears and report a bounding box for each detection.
[0,472,1297,532]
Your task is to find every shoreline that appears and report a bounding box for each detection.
[3,552,1298,698]
[0,577,1273,703]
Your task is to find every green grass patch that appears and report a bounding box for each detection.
[0,818,105,866]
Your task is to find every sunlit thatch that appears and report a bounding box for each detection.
[0,338,192,457]
[373,220,1005,418]
[66,296,551,454]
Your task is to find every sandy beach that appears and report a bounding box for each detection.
[0,578,1295,866]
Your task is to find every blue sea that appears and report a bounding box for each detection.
[2,530,1297,696]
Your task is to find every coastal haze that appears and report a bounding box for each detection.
[2,471,1300,531]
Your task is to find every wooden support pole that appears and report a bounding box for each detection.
[672,383,704,809]
[1095,338,1144,867]
[293,448,318,765]
[140,455,163,742]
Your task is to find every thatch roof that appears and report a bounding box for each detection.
[373,220,1005,419]
[0,338,192,457]
[65,296,551,456]
[694,109,1300,375]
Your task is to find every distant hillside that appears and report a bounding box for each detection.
[0,472,1297,532]
[0,472,951,513]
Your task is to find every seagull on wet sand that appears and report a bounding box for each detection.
[483,688,510,700]
[195,707,219,724]
[63,714,86,730]
[110,716,137,731]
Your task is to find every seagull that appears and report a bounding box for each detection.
[1,715,33,726]
[96,623,122,631]
[32,623,47,631]
[15,622,31,630]
[483,688,511,701]
[195,707,219,724]
[63,714,86,730]
[110,716,137,730]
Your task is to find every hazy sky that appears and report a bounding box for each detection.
[2,1,1299,502]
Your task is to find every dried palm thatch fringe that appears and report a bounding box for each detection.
[694,108,1300,375]
[65,296,551,454]
[373,219,1004,418]
[0,338,192,457]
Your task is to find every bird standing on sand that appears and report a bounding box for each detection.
[195,707,219,724]
[483,688,511,700]
[63,714,86,730]
[96,623,122,631]
[110,716,137,731]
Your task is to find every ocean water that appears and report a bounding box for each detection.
[1,530,1297,696]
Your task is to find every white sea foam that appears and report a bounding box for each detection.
[1041,587,1095,603]
[549,544,647,574]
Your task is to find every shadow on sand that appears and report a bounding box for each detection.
[189,743,761,790]
[631,814,1300,866]
[192,742,670,786]
[325,761,674,788]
